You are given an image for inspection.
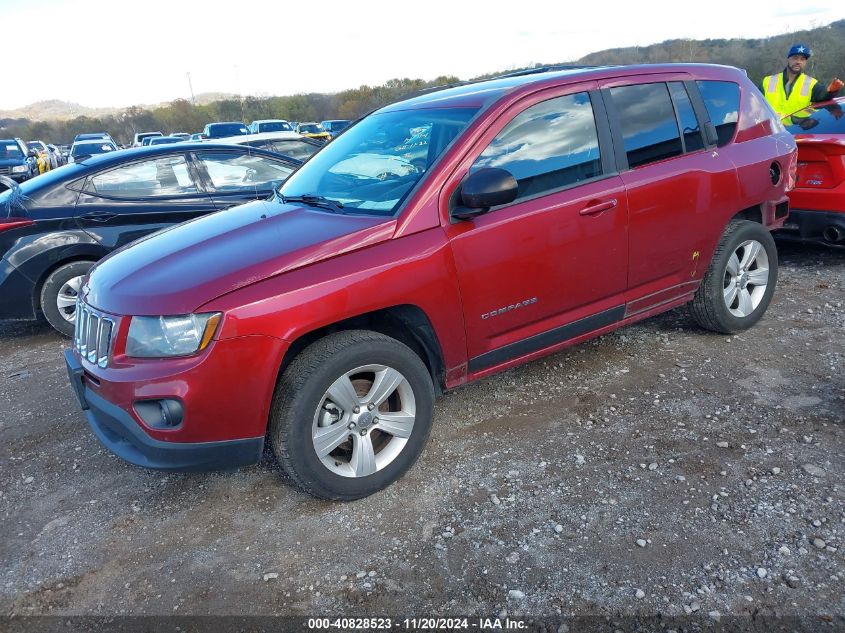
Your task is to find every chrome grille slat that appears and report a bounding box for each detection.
[73,302,114,368]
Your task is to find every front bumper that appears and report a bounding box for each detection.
[64,326,286,471]
[774,209,845,247]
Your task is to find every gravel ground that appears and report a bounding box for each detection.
[0,242,842,629]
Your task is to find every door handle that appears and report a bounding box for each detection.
[80,212,117,222]
[579,199,617,216]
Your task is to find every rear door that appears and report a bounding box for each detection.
[75,152,215,250]
[600,76,737,314]
[191,150,296,210]
[443,84,630,372]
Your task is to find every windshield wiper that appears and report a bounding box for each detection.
[280,194,345,214]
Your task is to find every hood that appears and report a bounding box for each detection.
[84,199,396,316]
[0,158,27,167]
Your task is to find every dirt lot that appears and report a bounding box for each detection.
[0,242,842,629]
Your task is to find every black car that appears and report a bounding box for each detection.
[0,143,300,336]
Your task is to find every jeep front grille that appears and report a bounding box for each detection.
[74,301,114,368]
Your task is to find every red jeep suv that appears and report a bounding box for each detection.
[65,64,796,500]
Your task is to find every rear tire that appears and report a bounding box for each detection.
[40,261,93,337]
[689,220,778,333]
[270,330,435,500]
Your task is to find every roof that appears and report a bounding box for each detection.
[74,142,293,167]
[378,63,745,112]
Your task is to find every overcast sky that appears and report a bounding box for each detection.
[2,0,842,110]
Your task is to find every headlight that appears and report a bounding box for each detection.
[11,165,28,173]
[126,313,222,358]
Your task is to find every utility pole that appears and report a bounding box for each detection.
[186,72,196,105]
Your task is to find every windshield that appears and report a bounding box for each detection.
[1,142,24,159]
[73,142,115,156]
[280,107,478,216]
[298,124,324,134]
[259,121,292,132]
[783,102,845,135]
[150,137,182,145]
[208,123,248,137]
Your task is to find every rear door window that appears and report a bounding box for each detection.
[470,92,602,203]
[609,83,683,168]
[696,80,740,146]
[88,156,198,198]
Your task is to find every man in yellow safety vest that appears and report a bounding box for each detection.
[761,44,843,118]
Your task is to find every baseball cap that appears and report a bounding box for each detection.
[787,44,812,58]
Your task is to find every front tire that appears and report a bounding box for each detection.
[689,220,778,333]
[270,330,435,500]
[40,261,94,337]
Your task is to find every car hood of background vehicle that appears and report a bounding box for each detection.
[84,200,396,316]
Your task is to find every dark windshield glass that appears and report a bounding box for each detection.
[73,143,115,156]
[1,142,24,159]
[150,137,183,145]
[783,102,845,135]
[280,107,478,216]
[259,122,292,132]
[208,124,248,137]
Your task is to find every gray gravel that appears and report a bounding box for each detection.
[0,242,842,620]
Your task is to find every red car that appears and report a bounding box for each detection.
[778,96,845,247]
[65,63,796,500]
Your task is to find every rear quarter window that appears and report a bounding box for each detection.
[696,81,740,147]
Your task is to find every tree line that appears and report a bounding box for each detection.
[3,19,843,146]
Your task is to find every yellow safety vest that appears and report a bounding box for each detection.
[762,72,817,118]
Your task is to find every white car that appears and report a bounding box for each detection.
[211,131,324,162]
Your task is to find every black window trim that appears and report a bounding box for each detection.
[684,80,718,150]
[667,82,695,154]
[449,89,618,219]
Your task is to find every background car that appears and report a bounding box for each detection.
[211,131,323,161]
[0,138,38,186]
[203,122,249,139]
[148,136,186,145]
[248,119,293,134]
[189,133,207,141]
[69,139,118,163]
[27,140,56,171]
[295,122,330,143]
[171,133,190,140]
[778,96,845,247]
[0,143,301,335]
[320,119,351,138]
[47,144,66,167]
[75,132,117,146]
[133,132,163,147]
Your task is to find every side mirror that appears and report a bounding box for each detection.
[452,168,518,221]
